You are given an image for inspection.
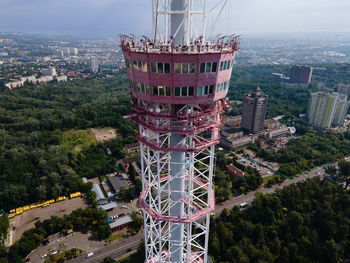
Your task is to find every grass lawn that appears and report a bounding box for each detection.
[263,174,278,184]
[116,256,131,263]
[44,248,83,262]
[105,232,124,243]
[61,129,97,152]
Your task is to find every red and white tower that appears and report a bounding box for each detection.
[121,1,238,262]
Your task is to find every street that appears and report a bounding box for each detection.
[68,232,143,263]
[214,166,325,215]
[68,166,327,262]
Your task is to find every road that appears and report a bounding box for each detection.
[69,166,327,262]
[214,165,325,215]
[67,232,143,263]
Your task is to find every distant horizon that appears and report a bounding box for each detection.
[1,31,350,40]
[1,0,350,38]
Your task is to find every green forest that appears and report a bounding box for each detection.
[248,127,350,177]
[209,178,350,263]
[0,75,135,211]
[215,151,263,202]
[1,63,350,262]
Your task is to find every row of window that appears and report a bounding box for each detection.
[175,86,195,96]
[130,81,226,97]
[151,62,171,74]
[216,82,228,93]
[133,60,148,72]
[220,60,231,71]
[197,85,215,96]
[199,62,217,73]
[175,63,196,74]
[153,85,171,96]
[125,59,234,74]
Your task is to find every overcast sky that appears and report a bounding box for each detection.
[0,0,349,36]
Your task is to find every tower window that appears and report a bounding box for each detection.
[174,63,196,74]
[152,86,171,96]
[174,86,195,96]
[197,85,214,96]
[220,60,232,71]
[200,62,217,73]
[151,62,171,74]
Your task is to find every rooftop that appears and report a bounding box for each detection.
[109,215,133,229]
[98,202,117,211]
[108,174,128,193]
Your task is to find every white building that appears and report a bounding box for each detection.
[37,75,54,84]
[90,57,98,73]
[20,76,36,84]
[56,75,68,83]
[337,84,350,96]
[332,95,349,127]
[307,92,338,129]
[5,81,24,89]
[70,48,78,56]
[307,92,349,128]
[42,67,57,76]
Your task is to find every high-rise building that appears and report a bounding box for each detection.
[337,84,350,96]
[332,94,349,126]
[121,1,238,262]
[289,65,313,84]
[70,48,78,56]
[307,92,338,128]
[241,87,268,134]
[90,57,98,73]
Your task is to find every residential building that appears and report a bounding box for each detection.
[241,87,268,134]
[90,57,98,73]
[337,84,350,96]
[332,94,349,126]
[42,67,57,76]
[307,92,338,128]
[289,65,313,84]
[37,75,53,84]
[5,80,24,89]
[56,75,68,82]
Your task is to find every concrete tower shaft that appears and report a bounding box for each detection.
[121,1,239,262]
[170,0,187,45]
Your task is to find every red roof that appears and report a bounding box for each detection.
[226,164,244,177]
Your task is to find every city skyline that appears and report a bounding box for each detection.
[1,0,350,36]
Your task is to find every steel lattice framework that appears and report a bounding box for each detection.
[122,1,238,262]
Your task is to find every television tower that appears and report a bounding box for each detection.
[121,1,238,262]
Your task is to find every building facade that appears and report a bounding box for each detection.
[241,87,268,134]
[289,65,313,84]
[307,92,340,128]
[90,57,98,73]
[332,94,349,126]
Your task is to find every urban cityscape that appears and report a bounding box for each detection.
[0,0,350,263]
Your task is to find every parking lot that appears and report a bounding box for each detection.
[236,153,280,178]
[28,232,106,262]
[106,199,140,220]
[9,198,88,245]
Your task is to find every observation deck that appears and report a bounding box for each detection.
[121,35,239,105]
